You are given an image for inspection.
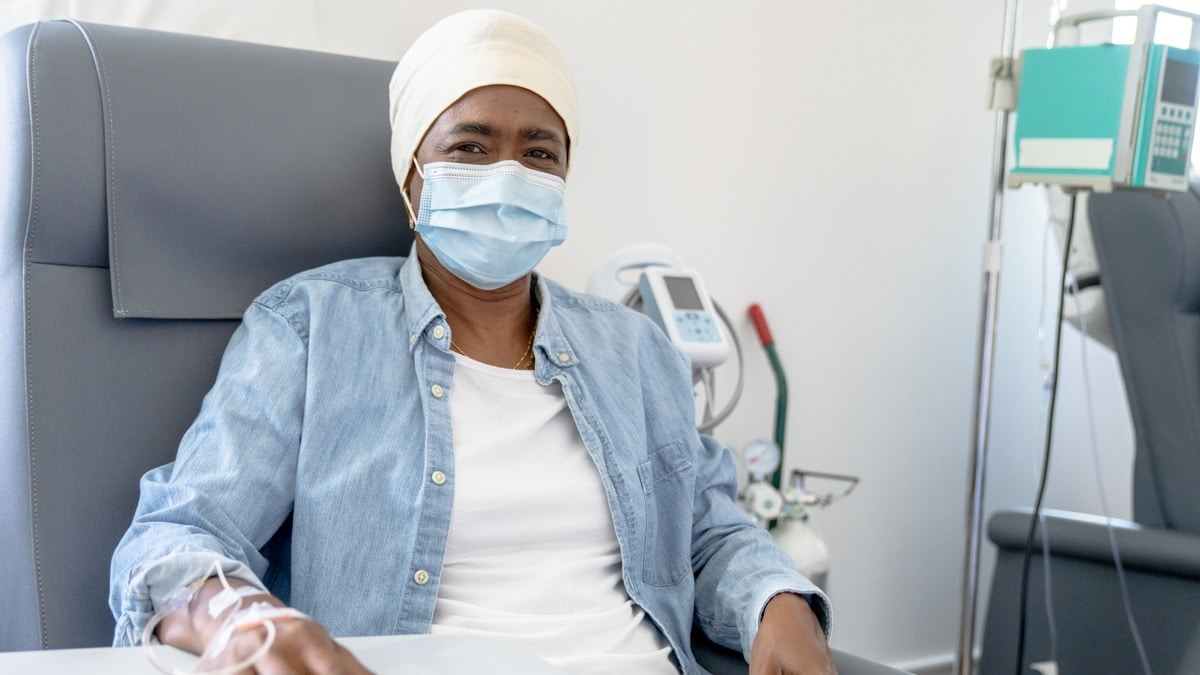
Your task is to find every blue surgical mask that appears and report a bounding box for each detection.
[410,160,568,290]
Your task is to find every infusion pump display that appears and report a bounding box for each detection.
[638,267,730,369]
[1147,56,1199,185]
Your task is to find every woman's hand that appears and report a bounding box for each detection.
[748,592,837,675]
[156,576,372,674]
[197,615,372,675]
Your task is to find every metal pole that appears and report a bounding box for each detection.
[955,0,1022,673]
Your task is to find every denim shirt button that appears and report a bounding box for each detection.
[413,569,430,585]
[431,471,446,485]
[432,325,446,340]
[557,352,569,363]
[430,384,444,398]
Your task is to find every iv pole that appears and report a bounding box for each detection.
[955,0,1022,672]
[957,5,1200,672]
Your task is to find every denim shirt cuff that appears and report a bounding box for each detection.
[742,575,833,657]
[113,546,266,646]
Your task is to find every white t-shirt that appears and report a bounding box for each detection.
[430,354,677,674]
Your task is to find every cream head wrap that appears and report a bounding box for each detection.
[388,9,579,194]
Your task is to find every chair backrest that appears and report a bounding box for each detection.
[0,20,411,651]
[1088,184,1200,536]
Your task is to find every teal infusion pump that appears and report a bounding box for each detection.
[1010,7,1200,192]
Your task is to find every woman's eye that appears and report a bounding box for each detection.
[457,143,483,153]
[526,148,553,160]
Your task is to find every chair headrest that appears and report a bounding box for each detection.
[22,21,412,319]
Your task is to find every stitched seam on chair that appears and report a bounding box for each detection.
[70,21,122,315]
[96,28,121,314]
[24,22,49,650]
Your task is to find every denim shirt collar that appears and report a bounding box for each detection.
[398,249,446,355]
[397,253,578,373]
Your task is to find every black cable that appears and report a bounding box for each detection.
[1014,195,1075,675]
[1066,273,1101,293]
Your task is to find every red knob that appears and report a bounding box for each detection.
[748,303,774,347]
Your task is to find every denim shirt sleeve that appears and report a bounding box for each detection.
[109,299,306,646]
[690,425,833,658]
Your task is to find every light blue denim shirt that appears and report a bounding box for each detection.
[109,255,830,671]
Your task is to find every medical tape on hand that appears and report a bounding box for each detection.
[232,603,308,632]
[207,584,268,619]
[205,602,308,658]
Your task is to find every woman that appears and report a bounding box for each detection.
[110,9,835,674]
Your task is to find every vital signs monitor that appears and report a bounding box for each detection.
[638,267,731,369]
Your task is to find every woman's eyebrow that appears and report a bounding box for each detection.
[521,126,564,147]
[448,121,495,137]
[445,122,562,148]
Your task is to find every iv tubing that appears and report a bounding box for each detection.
[1013,194,1074,675]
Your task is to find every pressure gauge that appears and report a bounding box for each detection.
[742,438,781,480]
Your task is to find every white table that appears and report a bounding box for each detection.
[0,634,568,674]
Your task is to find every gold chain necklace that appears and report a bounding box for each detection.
[451,327,535,370]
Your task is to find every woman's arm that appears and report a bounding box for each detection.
[112,299,307,646]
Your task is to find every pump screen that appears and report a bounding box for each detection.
[664,275,704,311]
[1163,58,1199,106]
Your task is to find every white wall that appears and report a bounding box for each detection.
[1,1,1139,670]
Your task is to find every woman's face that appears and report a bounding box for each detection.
[405,84,569,211]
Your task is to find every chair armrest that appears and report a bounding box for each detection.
[690,625,912,675]
[982,508,1200,674]
[988,508,1200,579]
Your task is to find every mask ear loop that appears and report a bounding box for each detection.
[400,156,426,229]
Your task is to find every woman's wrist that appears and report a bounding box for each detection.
[154,576,278,654]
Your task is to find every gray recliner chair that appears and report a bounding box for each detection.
[0,20,905,675]
[980,186,1200,674]
[0,19,410,651]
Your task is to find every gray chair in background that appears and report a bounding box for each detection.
[0,20,906,675]
[980,186,1200,674]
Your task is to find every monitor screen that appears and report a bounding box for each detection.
[1163,58,1199,106]
[664,275,704,311]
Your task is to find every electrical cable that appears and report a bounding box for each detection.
[1014,195,1075,675]
[621,285,745,434]
[1067,273,1101,291]
[696,300,745,433]
[1017,196,1153,675]
[1036,202,1061,667]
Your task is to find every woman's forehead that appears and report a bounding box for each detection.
[430,86,567,137]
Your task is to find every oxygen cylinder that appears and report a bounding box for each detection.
[771,515,829,590]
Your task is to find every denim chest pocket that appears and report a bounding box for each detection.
[636,441,695,587]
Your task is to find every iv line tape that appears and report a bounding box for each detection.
[141,560,289,675]
[207,584,266,619]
